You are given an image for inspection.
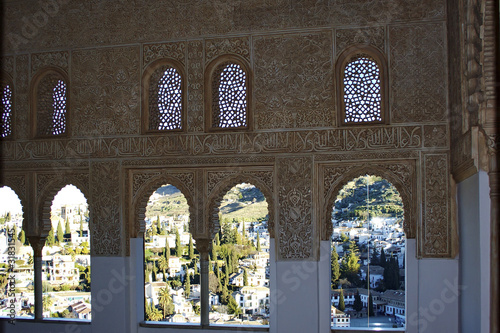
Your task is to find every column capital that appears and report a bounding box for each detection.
[28,236,46,257]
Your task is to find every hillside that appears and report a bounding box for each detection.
[333,175,403,221]
[145,183,268,221]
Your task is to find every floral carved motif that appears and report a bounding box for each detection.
[254,32,334,129]
[390,23,447,123]
[422,154,451,257]
[72,47,140,136]
[205,37,250,63]
[15,55,29,140]
[424,125,448,148]
[187,41,204,132]
[31,51,69,75]
[336,27,385,56]
[1,56,14,76]
[90,161,122,256]
[143,42,186,67]
[277,157,312,259]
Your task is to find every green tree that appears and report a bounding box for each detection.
[368,294,374,316]
[79,220,84,237]
[211,240,217,261]
[175,227,181,257]
[380,248,387,268]
[383,256,400,290]
[338,289,345,311]
[256,233,261,252]
[65,218,71,236]
[353,289,363,312]
[340,241,361,285]
[340,232,349,243]
[331,247,340,289]
[158,256,168,281]
[371,247,380,266]
[243,268,248,286]
[43,295,53,312]
[56,221,64,245]
[18,229,25,245]
[145,300,163,321]
[227,296,242,317]
[188,236,194,260]
[184,273,191,298]
[158,287,174,318]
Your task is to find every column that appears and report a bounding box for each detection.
[195,239,211,327]
[28,236,46,320]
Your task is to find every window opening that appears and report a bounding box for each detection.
[331,175,405,329]
[144,184,198,323]
[151,67,182,131]
[210,183,269,326]
[343,56,382,123]
[44,185,90,319]
[0,186,30,318]
[213,63,247,128]
[51,80,67,135]
[1,84,13,138]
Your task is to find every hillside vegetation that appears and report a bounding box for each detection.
[334,175,403,221]
[146,184,268,222]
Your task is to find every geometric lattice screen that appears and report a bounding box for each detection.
[1,84,12,138]
[149,66,182,131]
[343,56,382,123]
[212,62,247,128]
[37,75,67,136]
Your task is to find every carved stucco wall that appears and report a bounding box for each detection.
[1,0,456,259]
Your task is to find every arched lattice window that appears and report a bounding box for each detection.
[31,68,69,137]
[337,46,387,125]
[142,60,185,133]
[206,56,251,131]
[1,78,13,138]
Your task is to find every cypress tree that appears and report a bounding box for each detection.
[338,289,345,311]
[188,236,194,260]
[79,220,84,237]
[256,233,261,252]
[243,268,248,286]
[380,248,387,268]
[331,247,340,289]
[368,294,374,316]
[175,227,181,257]
[353,289,363,312]
[19,230,25,245]
[46,228,55,247]
[65,218,71,236]
[184,273,191,298]
[56,221,63,245]
[211,240,217,261]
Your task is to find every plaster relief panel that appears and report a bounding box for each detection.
[15,55,29,141]
[421,153,453,257]
[72,46,140,136]
[143,42,186,68]
[31,51,69,75]
[277,156,313,260]
[390,23,447,123]
[187,40,204,132]
[90,161,122,256]
[205,37,250,64]
[336,26,385,56]
[254,32,334,129]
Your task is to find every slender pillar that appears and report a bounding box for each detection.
[195,239,211,328]
[489,169,499,333]
[28,236,46,320]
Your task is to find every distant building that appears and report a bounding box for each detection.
[331,306,350,328]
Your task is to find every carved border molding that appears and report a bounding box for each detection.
[1,126,427,162]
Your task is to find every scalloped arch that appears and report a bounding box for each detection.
[322,164,414,241]
[0,182,27,231]
[132,175,195,238]
[38,176,90,238]
[207,173,274,240]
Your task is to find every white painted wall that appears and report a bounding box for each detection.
[458,171,490,333]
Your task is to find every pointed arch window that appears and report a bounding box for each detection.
[206,56,251,131]
[31,68,69,137]
[142,59,186,133]
[1,77,13,138]
[337,46,388,125]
